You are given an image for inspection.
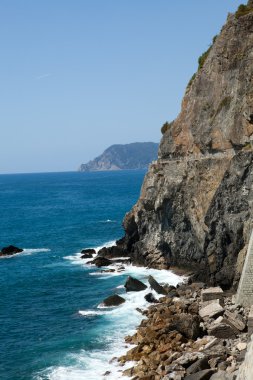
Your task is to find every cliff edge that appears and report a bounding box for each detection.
[119,2,253,289]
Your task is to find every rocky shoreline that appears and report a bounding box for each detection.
[81,246,251,379]
[116,281,250,380]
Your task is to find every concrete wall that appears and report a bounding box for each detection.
[236,334,253,380]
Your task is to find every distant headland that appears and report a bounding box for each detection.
[78,142,159,172]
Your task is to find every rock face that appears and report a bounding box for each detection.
[116,3,253,289]
[79,142,159,172]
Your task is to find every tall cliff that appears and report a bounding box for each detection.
[119,2,253,289]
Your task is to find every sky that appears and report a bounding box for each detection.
[0,0,244,173]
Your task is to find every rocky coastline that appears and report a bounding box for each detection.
[80,247,251,379]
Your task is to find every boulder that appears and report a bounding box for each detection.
[101,294,125,307]
[201,287,224,302]
[91,257,112,267]
[124,276,147,292]
[209,371,237,380]
[208,322,237,339]
[0,245,23,256]
[199,301,224,319]
[81,248,96,254]
[148,275,167,295]
[223,310,246,331]
[186,357,210,375]
[171,313,201,340]
[184,369,215,380]
[145,293,158,303]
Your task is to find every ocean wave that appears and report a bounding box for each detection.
[78,310,106,316]
[99,219,117,223]
[64,240,117,266]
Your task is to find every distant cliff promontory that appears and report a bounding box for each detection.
[79,142,159,172]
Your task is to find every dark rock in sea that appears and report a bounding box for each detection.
[102,294,125,307]
[124,276,147,292]
[81,253,93,259]
[148,275,167,295]
[81,248,96,254]
[145,293,158,303]
[97,245,126,259]
[0,245,23,256]
[91,257,112,267]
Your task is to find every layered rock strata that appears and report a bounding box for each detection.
[114,2,253,289]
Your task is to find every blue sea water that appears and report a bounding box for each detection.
[0,171,182,380]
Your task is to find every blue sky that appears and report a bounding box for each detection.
[0,0,244,173]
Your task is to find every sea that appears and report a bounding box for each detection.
[0,170,183,380]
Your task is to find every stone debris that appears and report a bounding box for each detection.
[116,284,250,379]
[201,287,224,303]
[199,301,224,319]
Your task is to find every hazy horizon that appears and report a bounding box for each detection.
[1,0,243,174]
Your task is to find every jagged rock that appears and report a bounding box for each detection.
[184,369,214,380]
[144,293,158,303]
[199,301,224,319]
[124,276,147,292]
[0,245,23,256]
[90,257,112,267]
[148,275,167,295]
[208,323,237,339]
[101,294,125,307]
[186,357,210,375]
[171,313,201,340]
[223,310,246,331]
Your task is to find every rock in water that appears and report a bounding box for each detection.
[101,294,125,307]
[90,257,112,267]
[0,245,23,256]
[144,293,158,303]
[81,248,96,254]
[148,275,167,295]
[124,276,147,292]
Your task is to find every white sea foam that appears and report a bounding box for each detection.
[64,240,117,265]
[78,310,106,316]
[42,240,184,380]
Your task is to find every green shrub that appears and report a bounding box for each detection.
[198,47,211,70]
[161,121,173,135]
[235,4,253,18]
[187,73,196,89]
